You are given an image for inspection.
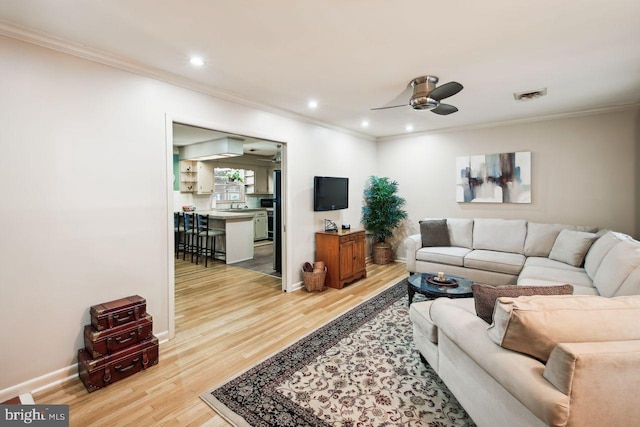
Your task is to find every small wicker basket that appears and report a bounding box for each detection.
[302,266,327,292]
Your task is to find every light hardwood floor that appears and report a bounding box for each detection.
[35,257,408,426]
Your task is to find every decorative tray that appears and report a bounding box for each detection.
[426,275,459,288]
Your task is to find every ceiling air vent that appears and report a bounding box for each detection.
[513,88,547,101]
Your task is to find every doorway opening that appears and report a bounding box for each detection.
[165,116,288,339]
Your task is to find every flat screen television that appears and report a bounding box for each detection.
[314,176,349,211]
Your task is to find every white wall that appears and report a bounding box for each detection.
[0,36,377,395]
[2,32,637,398]
[377,108,640,258]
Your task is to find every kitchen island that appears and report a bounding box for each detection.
[194,210,255,264]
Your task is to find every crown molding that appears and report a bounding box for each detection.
[378,103,640,142]
[0,20,375,142]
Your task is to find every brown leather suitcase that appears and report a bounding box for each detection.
[84,314,153,358]
[90,295,146,331]
[78,336,159,392]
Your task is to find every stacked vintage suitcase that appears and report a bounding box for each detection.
[78,295,159,392]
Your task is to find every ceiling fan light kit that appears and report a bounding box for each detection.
[372,75,463,116]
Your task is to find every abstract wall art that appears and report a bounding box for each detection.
[456,151,531,203]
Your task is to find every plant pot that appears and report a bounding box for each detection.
[373,242,392,265]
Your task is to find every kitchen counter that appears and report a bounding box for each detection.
[213,208,267,213]
[200,210,258,219]
[189,210,254,263]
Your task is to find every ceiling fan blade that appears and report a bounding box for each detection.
[371,84,413,110]
[429,82,463,101]
[371,104,409,111]
[431,104,458,115]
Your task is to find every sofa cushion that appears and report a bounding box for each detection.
[515,279,599,295]
[446,218,474,249]
[517,265,594,289]
[419,219,451,247]
[522,256,585,272]
[488,295,640,362]
[543,340,640,397]
[471,283,574,323]
[593,239,640,297]
[524,222,573,257]
[584,231,626,278]
[416,246,472,267]
[548,229,597,267]
[543,340,640,426]
[464,250,525,275]
[473,218,527,254]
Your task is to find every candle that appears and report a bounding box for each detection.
[438,272,445,281]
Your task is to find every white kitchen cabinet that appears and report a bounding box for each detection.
[252,167,268,194]
[197,161,214,194]
[254,211,268,241]
[267,168,274,193]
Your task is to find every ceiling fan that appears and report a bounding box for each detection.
[372,75,463,115]
[257,144,281,164]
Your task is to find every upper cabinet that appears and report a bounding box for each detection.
[255,167,270,194]
[197,161,214,194]
[178,160,214,194]
[243,167,273,194]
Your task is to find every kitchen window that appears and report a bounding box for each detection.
[214,168,245,202]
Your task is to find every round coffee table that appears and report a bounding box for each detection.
[407,273,474,305]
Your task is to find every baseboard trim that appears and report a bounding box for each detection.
[0,364,77,403]
[0,329,170,402]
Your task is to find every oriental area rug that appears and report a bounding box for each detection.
[201,279,475,426]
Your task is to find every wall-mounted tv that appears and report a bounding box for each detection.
[314,176,349,211]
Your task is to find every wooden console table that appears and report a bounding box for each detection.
[315,229,367,289]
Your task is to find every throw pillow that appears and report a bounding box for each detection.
[487,294,640,362]
[471,283,574,323]
[548,229,597,267]
[419,219,450,247]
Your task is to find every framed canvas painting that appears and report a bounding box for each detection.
[456,151,531,203]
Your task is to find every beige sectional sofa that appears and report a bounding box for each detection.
[405,218,640,426]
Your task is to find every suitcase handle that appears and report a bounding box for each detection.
[113,311,133,323]
[103,367,111,383]
[115,331,137,345]
[115,358,140,373]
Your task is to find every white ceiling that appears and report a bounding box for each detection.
[1,0,639,137]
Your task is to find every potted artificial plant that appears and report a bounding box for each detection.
[226,170,244,182]
[361,176,408,265]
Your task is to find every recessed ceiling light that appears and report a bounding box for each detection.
[308,100,318,109]
[190,56,205,67]
[361,120,369,127]
[405,124,414,132]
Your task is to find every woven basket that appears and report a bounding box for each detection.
[302,267,327,292]
[373,243,392,265]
